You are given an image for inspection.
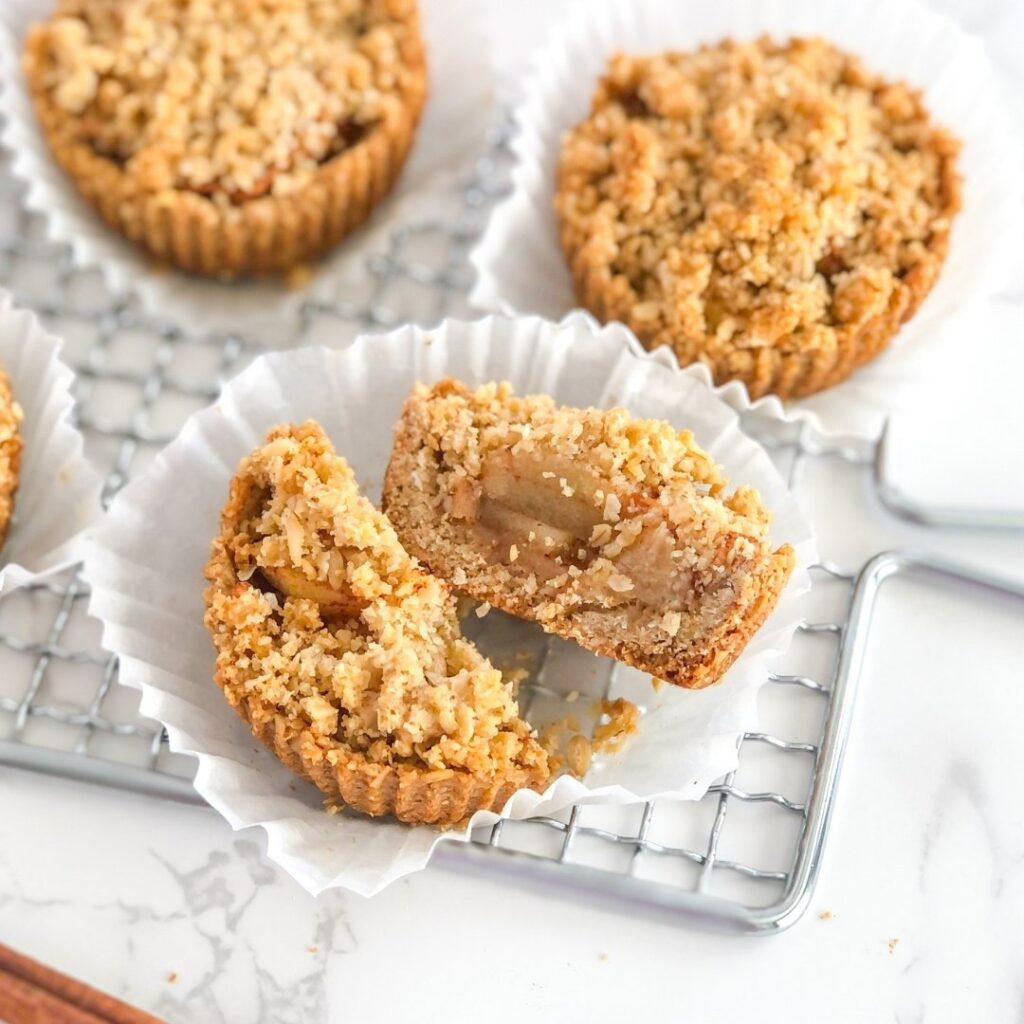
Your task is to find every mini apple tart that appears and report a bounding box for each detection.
[383,380,795,689]
[24,0,427,277]
[203,422,549,825]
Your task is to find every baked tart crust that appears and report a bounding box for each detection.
[24,0,428,278]
[555,36,961,399]
[203,422,549,825]
[383,379,795,689]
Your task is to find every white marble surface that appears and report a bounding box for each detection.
[2,1,1024,1021]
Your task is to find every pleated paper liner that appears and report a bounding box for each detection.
[84,314,816,897]
[0,294,100,595]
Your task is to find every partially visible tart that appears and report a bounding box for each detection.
[383,379,795,689]
[555,36,961,399]
[24,0,428,278]
[203,421,549,825]
[0,369,23,550]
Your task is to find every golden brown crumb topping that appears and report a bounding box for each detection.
[25,0,424,203]
[556,36,961,371]
[204,422,548,780]
[0,370,23,544]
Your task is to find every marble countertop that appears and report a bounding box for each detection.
[2,1,1024,1021]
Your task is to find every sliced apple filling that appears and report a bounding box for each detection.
[258,564,366,619]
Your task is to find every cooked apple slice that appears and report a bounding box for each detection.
[259,564,365,619]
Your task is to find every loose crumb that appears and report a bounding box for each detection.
[598,952,609,962]
[475,601,492,618]
[166,972,177,984]
[566,734,592,777]
[818,910,833,921]
[593,698,640,754]
[888,938,900,954]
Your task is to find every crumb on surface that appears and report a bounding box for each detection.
[593,698,640,754]
[166,972,177,984]
[818,910,833,921]
[888,938,900,954]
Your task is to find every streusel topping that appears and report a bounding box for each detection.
[556,36,961,365]
[26,0,423,203]
[205,422,548,780]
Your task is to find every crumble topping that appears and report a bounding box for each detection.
[556,36,961,374]
[25,0,423,203]
[204,422,548,781]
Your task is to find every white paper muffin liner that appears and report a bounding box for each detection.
[0,0,494,344]
[0,293,101,594]
[469,0,1024,440]
[83,313,816,897]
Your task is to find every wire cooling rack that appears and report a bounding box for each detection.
[0,126,1020,934]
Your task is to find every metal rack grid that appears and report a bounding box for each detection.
[0,126,1017,934]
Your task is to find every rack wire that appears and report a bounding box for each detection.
[0,126,1018,934]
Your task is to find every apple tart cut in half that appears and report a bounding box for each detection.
[203,422,550,826]
[383,380,795,689]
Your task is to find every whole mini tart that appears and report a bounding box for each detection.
[204,422,550,825]
[24,0,428,278]
[0,369,23,549]
[555,37,962,399]
[383,379,794,689]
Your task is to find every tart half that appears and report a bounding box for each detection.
[383,379,795,689]
[203,422,549,825]
[24,0,428,278]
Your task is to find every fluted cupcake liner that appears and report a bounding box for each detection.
[84,314,815,897]
[0,293,101,595]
